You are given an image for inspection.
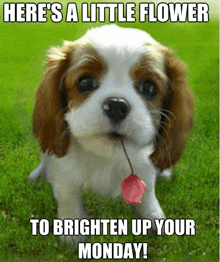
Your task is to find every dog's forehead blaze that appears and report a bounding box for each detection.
[65,44,106,108]
[130,53,168,109]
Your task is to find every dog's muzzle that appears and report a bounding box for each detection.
[102,97,130,124]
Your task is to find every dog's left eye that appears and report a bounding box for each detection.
[138,80,157,99]
[77,75,96,93]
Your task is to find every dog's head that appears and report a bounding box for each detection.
[33,25,194,169]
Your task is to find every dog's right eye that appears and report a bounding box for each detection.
[77,75,96,93]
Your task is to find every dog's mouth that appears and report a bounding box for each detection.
[106,131,126,141]
[94,131,128,144]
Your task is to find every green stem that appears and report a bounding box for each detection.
[120,138,134,176]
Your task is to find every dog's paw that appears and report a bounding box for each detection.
[149,211,166,235]
[60,234,87,247]
[157,168,172,179]
[131,204,166,235]
[28,162,47,180]
[150,209,166,220]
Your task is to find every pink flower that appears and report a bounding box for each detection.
[121,174,146,204]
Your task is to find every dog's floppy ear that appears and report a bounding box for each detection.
[151,48,194,169]
[33,42,75,157]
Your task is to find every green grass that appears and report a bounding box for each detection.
[0,9,219,262]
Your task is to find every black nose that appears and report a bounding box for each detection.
[103,97,130,124]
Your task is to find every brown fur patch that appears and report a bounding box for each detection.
[33,42,106,157]
[65,45,106,109]
[150,48,194,169]
[130,55,168,109]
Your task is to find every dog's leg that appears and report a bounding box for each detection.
[52,181,88,246]
[131,164,165,233]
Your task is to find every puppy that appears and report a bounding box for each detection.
[29,25,194,245]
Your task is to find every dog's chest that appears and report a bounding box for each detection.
[46,150,126,197]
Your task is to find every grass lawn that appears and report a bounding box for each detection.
[0,4,219,262]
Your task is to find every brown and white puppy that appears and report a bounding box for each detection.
[29,25,194,245]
